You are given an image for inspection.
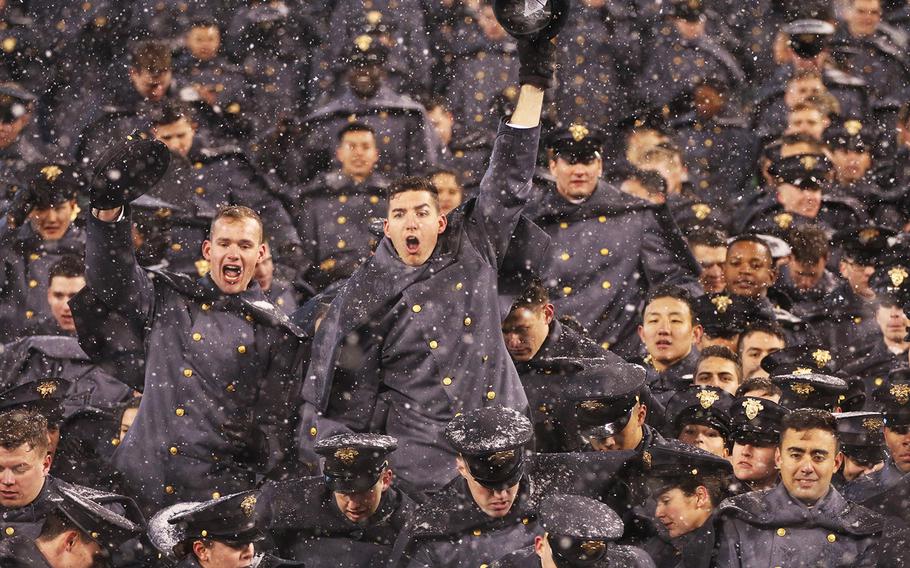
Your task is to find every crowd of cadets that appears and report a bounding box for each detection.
[2,0,910,566]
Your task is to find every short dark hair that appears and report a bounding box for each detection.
[48,255,85,285]
[0,410,48,453]
[211,205,263,243]
[654,473,730,508]
[687,227,728,249]
[735,377,783,398]
[37,509,90,543]
[337,122,376,141]
[510,278,550,312]
[626,167,667,196]
[386,176,439,206]
[130,40,172,73]
[739,321,786,349]
[788,225,829,265]
[644,284,696,323]
[727,234,773,265]
[421,94,451,113]
[149,101,195,128]
[781,408,839,451]
[697,346,743,381]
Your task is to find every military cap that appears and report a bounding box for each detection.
[361,10,395,36]
[491,0,570,41]
[873,368,910,426]
[729,396,790,446]
[539,494,623,566]
[547,123,606,164]
[90,132,171,209]
[314,433,397,493]
[246,2,289,25]
[344,34,388,67]
[834,411,886,465]
[824,118,876,152]
[0,378,71,424]
[760,344,837,376]
[769,153,833,190]
[148,502,198,561]
[444,407,532,490]
[644,438,733,481]
[756,234,792,261]
[669,0,705,21]
[783,19,836,58]
[665,386,735,437]
[0,82,34,122]
[22,163,84,209]
[50,484,143,551]
[693,293,775,337]
[772,372,848,411]
[869,244,910,310]
[167,491,264,547]
[832,225,897,266]
[568,362,647,441]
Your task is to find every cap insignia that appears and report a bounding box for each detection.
[642,450,652,469]
[793,367,812,375]
[858,228,879,243]
[775,213,793,230]
[366,10,382,25]
[41,165,62,182]
[579,400,605,412]
[812,349,832,368]
[891,383,910,405]
[334,447,359,465]
[743,398,764,421]
[711,295,732,314]
[697,389,720,409]
[240,494,257,517]
[569,124,589,142]
[36,381,57,398]
[354,34,373,52]
[791,382,815,396]
[862,417,884,431]
[580,541,607,556]
[692,203,711,220]
[800,155,818,170]
[490,449,516,465]
[845,120,863,136]
[889,267,908,288]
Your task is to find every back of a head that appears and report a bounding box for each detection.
[130,40,172,73]
[788,225,829,265]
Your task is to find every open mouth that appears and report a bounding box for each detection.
[222,263,243,285]
[405,236,420,255]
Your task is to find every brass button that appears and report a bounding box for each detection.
[337,240,346,249]
[412,305,422,313]
[111,438,120,446]
[226,383,236,393]
[237,345,246,354]
[5,527,14,536]
[211,492,221,499]
[195,187,205,196]
[827,534,836,543]
[473,529,482,536]
[165,485,174,494]
[522,518,529,525]
[487,391,496,400]
[776,528,786,537]
[201,530,209,537]
[24,310,33,319]
[183,369,193,377]
[455,282,463,290]
[853,316,862,324]
[875,377,884,386]
[443,377,452,386]
[175,408,185,417]
[169,446,178,455]
[463,317,472,326]
[600,248,609,256]
[429,340,439,349]
[601,342,610,349]
[563,286,572,295]
[309,427,317,437]
[245,315,254,322]
[339,195,348,203]
[171,243,182,252]
[559,222,568,229]
[337,216,347,224]
[602,281,611,289]
[28,253,39,261]
[91,531,99,539]
[192,332,202,341]
[201,303,210,311]
[598,216,606,223]
[28,279,37,288]
[560,252,570,261]
[370,196,379,204]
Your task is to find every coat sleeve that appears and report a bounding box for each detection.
[471,121,541,267]
[639,208,703,296]
[713,516,744,568]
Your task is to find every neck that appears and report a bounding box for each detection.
[33,539,57,564]
[653,348,690,372]
[344,170,370,184]
[884,335,909,354]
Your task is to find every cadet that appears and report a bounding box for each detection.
[728,396,789,492]
[291,122,389,295]
[253,242,298,315]
[0,84,46,187]
[770,224,838,315]
[691,294,774,352]
[692,346,742,395]
[0,162,84,342]
[772,372,849,412]
[738,322,786,380]
[28,255,84,336]
[493,494,655,568]
[81,139,305,510]
[0,482,142,568]
[833,411,886,486]
[257,434,414,565]
[665,385,734,457]
[686,227,727,294]
[298,40,552,493]
[824,119,897,222]
[524,125,701,356]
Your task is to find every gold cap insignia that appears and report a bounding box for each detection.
[642,450,652,468]
[569,124,589,142]
[889,267,908,288]
[800,155,818,170]
[366,10,382,25]
[490,449,516,465]
[41,165,62,182]
[692,203,711,220]
[791,382,815,396]
[775,212,793,230]
[891,383,910,405]
[579,400,605,412]
[812,349,831,368]
[240,494,257,517]
[793,367,812,375]
[711,295,733,314]
[845,120,863,136]
[862,417,884,431]
[697,389,720,409]
[334,447,359,465]
[858,228,879,243]
[36,381,58,398]
[580,541,607,556]
[2,37,17,53]
[354,34,372,52]
[743,398,764,421]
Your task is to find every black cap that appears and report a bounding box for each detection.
[89,132,172,209]
[870,244,910,310]
[0,378,71,425]
[547,123,606,164]
[444,407,533,490]
[669,0,705,21]
[0,82,34,122]
[824,118,875,152]
[772,372,848,411]
[168,491,264,547]
[784,19,835,58]
[644,438,734,481]
[760,344,838,376]
[491,0,570,41]
[770,153,833,190]
[873,369,910,426]
[345,34,388,67]
[51,484,143,551]
[540,494,623,566]
[568,362,647,441]
[23,163,84,208]
[665,386,735,437]
[693,293,775,337]
[729,396,790,446]
[832,225,897,266]
[314,433,397,493]
[834,411,886,464]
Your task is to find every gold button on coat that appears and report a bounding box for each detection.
[175,408,185,417]
[169,446,178,455]
[237,345,246,354]
[443,377,452,386]
[429,340,438,349]
[776,528,786,537]
[412,305,422,313]
[192,332,202,341]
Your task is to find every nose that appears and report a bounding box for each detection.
[504,333,521,348]
[1,470,14,485]
[740,444,754,457]
[863,266,875,276]
[240,542,255,558]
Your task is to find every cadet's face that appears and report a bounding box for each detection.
[48,275,86,332]
[153,118,196,157]
[739,331,785,379]
[694,357,740,395]
[638,298,699,368]
[427,106,454,147]
[875,304,909,344]
[654,487,710,538]
[832,148,871,182]
[0,443,50,507]
[841,455,884,481]
[0,114,30,148]
[62,534,105,568]
[691,244,726,293]
[884,425,910,473]
[589,403,646,452]
[674,17,705,40]
[129,68,172,102]
[384,190,447,266]
[839,257,875,297]
[788,257,826,291]
[334,470,391,524]
[776,428,842,505]
[776,183,822,219]
[502,305,554,362]
[253,245,274,291]
[456,458,520,518]
[195,540,255,568]
[187,26,221,61]
[119,407,138,439]
[431,173,463,215]
[202,217,265,295]
[732,442,778,483]
[336,131,379,180]
[29,200,75,241]
[784,78,823,108]
[346,65,382,98]
[550,157,602,201]
[848,0,882,36]
[678,424,728,457]
[724,242,776,298]
[785,108,828,140]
